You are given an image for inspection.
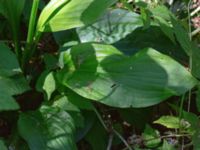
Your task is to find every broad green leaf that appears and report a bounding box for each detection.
[153,116,180,129]
[36,71,56,100]
[148,5,175,43]
[154,16,176,43]
[0,0,25,19]
[149,5,172,21]
[36,70,50,92]
[43,54,58,70]
[140,7,151,30]
[53,95,80,112]
[0,43,21,76]
[52,95,94,141]
[67,91,94,110]
[37,0,117,32]
[77,8,143,44]
[53,95,85,128]
[43,72,56,100]
[55,83,94,110]
[53,95,95,142]
[142,124,161,148]
[0,44,30,111]
[114,26,187,62]
[182,111,199,134]
[0,140,7,150]
[53,30,79,46]
[0,77,29,111]
[0,0,25,57]
[169,104,199,133]
[135,1,148,8]
[171,16,192,56]
[149,5,200,79]
[159,140,175,150]
[57,43,197,108]
[180,111,200,150]
[54,92,93,111]
[53,96,94,144]
[0,0,25,31]
[18,106,77,150]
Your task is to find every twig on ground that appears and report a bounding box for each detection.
[93,106,133,150]
[106,134,114,150]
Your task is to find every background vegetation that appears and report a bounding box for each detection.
[0,0,200,149]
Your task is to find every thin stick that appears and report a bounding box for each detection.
[181,137,184,150]
[184,142,193,149]
[190,6,200,17]
[106,134,114,150]
[187,0,192,112]
[113,129,133,150]
[22,0,40,70]
[93,107,108,131]
[192,27,200,36]
[188,0,192,41]
[144,133,191,143]
[179,95,185,130]
[93,107,133,150]
[26,0,40,45]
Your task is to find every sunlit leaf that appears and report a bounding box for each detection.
[37,0,117,32]
[142,124,161,148]
[154,116,180,129]
[57,43,197,108]
[77,8,143,44]
[18,106,77,150]
[43,72,56,100]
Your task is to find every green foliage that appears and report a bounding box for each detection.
[142,125,161,148]
[85,119,108,150]
[18,106,77,150]
[160,140,175,150]
[196,85,200,112]
[57,43,196,108]
[0,43,21,76]
[154,116,180,129]
[193,129,200,150]
[119,108,152,130]
[42,72,56,100]
[0,0,25,58]
[0,0,200,149]
[0,140,7,150]
[37,0,117,32]
[0,43,29,111]
[77,8,143,44]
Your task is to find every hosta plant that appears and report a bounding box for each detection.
[0,0,199,149]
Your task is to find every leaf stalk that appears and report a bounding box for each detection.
[22,0,40,71]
